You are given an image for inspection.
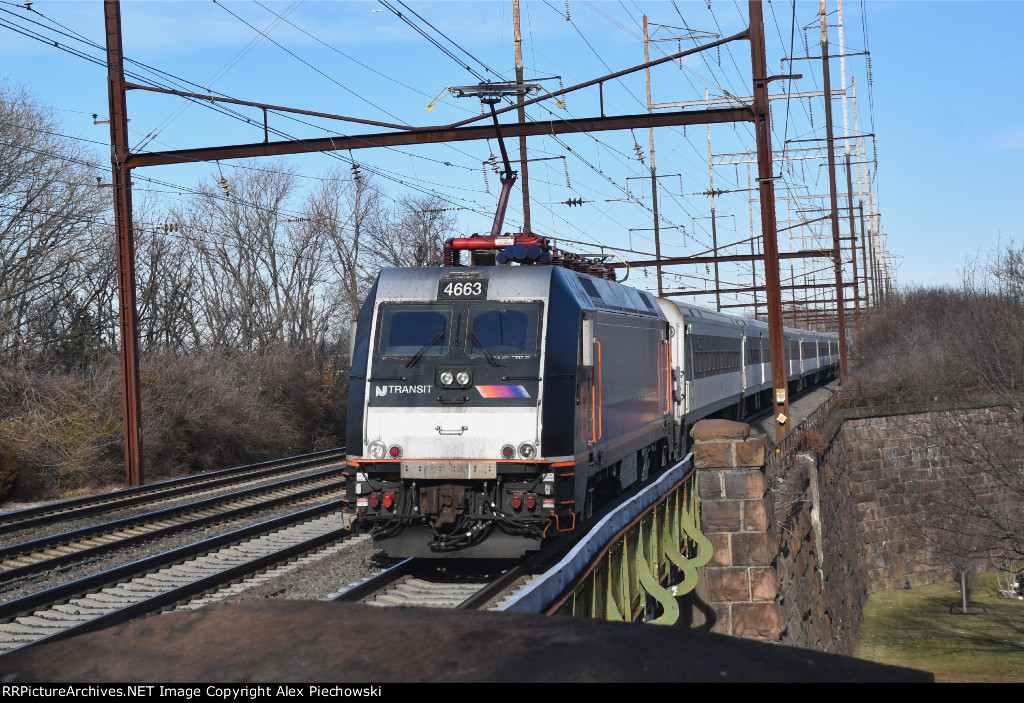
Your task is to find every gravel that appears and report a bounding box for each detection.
[0,496,393,606]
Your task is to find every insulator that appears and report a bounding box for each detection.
[564,0,570,21]
[482,165,490,193]
[867,54,874,85]
[563,159,571,188]
[219,177,230,195]
[808,97,814,128]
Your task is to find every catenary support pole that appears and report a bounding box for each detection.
[104,0,143,486]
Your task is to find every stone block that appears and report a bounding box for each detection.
[743,501,771,532]
[707,567,751,602]
[692,419,749,442]
[702,499,742,532]
[694,441,732,469]
[750,567,780,601]
[731,602,783,641]
[697,470,724,500]
[709,533,731,567]
[708,602,732,635]
[735,439,767,467]
[732,532,775,566]
[724,469,766,499]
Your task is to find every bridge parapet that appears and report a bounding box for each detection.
[693,419,783,641]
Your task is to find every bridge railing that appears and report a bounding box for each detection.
[499,455,712,624]
[772,391,842,458]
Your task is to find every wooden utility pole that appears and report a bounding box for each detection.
[513,0,531,234]
[643,15,664,296]
[845,152,862,343]
[706,90,722,311]
[820,0,849,382]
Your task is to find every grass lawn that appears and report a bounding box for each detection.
[855,573,1024,682]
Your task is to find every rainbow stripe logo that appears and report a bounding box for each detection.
[476,385,530,399]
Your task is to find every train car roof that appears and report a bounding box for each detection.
[374,265,555,301]
[659,299,748,328]
[372,266,664,319]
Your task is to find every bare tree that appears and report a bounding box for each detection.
[302,168,378,321]
[168,162,341,353]
[367,194,457,269]
[854,241,1024,572]
[135,195,206,354]
[0,82,109,362]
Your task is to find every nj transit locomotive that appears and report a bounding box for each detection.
[344,265,839,558]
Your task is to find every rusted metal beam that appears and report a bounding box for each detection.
[123,82,412,132]
[748,0,790,434]
[125,107,753,169]
[105,0,143,487]
[664,281,858,297]
[446,29,750,130]
[608,249,831,269]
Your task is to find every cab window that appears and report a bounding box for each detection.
[466,304,540,357]
[376,304,453,357]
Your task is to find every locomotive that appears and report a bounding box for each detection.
[343,243,839,558]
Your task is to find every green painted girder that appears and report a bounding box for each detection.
[555,471,713,626]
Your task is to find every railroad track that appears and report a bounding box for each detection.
[0,502,357,656]
[332,532,583,611]
[0,447,347,537]
[0,468,347,586]
[332,557,532,609]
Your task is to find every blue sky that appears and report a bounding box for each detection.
[2,0,1021,304]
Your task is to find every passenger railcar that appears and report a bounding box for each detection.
[344,265,838,558]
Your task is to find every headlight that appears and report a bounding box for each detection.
[518,442,537,460]
[368,442,386,460]
[456,370,471,386]
[439,370,454,386]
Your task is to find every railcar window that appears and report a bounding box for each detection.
[467,304,540,357]
[376,304,452,357]
[578,277,602,301]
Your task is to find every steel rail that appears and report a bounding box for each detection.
[0,471,347,584]
[0,523,352,656]
[0,500,347,622]
[330,558,416,602]
[0,448,345,535]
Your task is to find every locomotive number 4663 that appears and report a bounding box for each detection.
[437,279,487,299]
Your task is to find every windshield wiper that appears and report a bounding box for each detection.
[406,331,444,368]
[470,331,501,368]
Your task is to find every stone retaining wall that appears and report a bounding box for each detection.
[839,406,1021,592]
[694,418,865,653]
[693,405,1021,654]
